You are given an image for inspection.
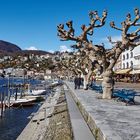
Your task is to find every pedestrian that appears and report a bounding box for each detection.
[91,76,96,86]
[74,75,78,89]
[81,77,84,88]
[77,75,81,89]
[74,75,81,89]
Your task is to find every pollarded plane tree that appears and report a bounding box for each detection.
[86,8,140,99]
[101,8,140,99]
[57,10,107,87]
[71,50,94,89]
[59,52,87,77]
[54,53,80,78]
[59,50,94,89]
[57,9,140,99]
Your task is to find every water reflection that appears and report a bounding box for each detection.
[0,104,41,140]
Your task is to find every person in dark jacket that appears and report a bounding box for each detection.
[77,75,81,89]
[74,75,81,89]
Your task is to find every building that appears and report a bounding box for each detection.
[114,45,140,82]
[130,46,140,75]
[121,48,134,69]
[121,45,140,69]
[44,70,52,79]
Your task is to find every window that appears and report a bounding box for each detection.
[130,61,133,68]
[126,62,129,68]
[123,63,125,69]
[130,52,133,58]
[126,53,129,59]
[123,55,125,60]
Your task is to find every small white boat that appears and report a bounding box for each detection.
[5,98,36,107]
[30,90,46,96]
[26,95,45,102]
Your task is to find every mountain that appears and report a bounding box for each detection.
[0,40,21,54]
[0,40,53,56]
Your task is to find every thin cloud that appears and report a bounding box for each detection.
[48,50,54,53]
[26,46,38,50]
[101,35,122,49]
[59,45,72,52]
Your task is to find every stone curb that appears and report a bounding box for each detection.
[65,83,107,140]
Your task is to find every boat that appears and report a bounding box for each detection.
[4,98,36,107]
[30,89,46,96]
[6,98,35,107]
[25,95,45,102]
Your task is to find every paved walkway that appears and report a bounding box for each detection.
[64,85,95,140]
[65,81,140,140]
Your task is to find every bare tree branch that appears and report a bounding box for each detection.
[57,23,80,42]
[57,10,107,46]
[129,8,140,26]
[83,10,107,37]
[110,21,123,31]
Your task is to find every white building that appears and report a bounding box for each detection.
[121,45,140,74]
[44,70,52,79]
[121,48,134,69]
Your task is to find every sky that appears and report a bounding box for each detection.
[0,0,139,52]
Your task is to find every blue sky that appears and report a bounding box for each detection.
[0,0,139,52]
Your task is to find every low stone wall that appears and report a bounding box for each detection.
[65,84,106,140]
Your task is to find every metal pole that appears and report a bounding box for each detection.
[7,75,10,108]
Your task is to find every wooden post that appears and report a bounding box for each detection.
[15,88,18,101]
[0,93,4,118]
[0,93,1,117]
[7,75,11,108]
[3,92,6,112]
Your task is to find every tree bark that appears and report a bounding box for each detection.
[83,75,88,89]
[102,70,114,99]
[83,69,92,90]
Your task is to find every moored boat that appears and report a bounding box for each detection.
[0,98,36,108]
[30,89,46,96]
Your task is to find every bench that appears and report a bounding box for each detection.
[90,84,103,93]
[113,89,138,105]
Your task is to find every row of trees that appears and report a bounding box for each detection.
[57,8,140,99]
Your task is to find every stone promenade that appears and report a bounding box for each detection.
[65,81,140,140]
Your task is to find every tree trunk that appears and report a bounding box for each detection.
[102,70,114,99]
[83,70,92,90]
[83,75,88,89]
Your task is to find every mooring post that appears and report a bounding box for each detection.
[0,93,4,118]
[0,93,1,117]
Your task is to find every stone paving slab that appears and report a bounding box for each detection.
[65,81,140,140]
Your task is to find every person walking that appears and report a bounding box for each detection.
[77,75,81,89]
[74,75,78,89]
[74,75,81,89]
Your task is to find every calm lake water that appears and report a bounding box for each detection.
[0,104,41,140]
[0,78,48,140]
